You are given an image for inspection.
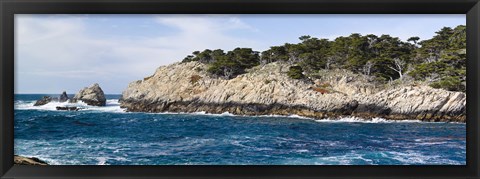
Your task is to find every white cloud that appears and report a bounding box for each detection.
[15,15,262,94]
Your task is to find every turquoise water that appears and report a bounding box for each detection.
[14,94,466,165]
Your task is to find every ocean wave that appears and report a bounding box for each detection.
[183,112,436,124]
[257,114,314,120]
[279,150,464,165]
[147,111,239,117]
[386,151,464,165]
[15,99,125,113]
[256,115,432,123]
[136,110,451,124]
[313,116,424,123]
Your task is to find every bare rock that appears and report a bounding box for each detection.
[14,155,48,165]
[56,106,81,111]
[72,83,106,106]
[59,91,69,102]
[119,61,466,122]
[34,96,52,106]
[355,86,466,122]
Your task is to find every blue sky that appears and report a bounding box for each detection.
[15,14,465,94]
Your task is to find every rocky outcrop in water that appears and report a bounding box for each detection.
[34,96,53,106]
[56,106,81,111]
[120,61,466,122]
[59,91,69,102]
[33,91,69,106]
[14,155,48,165]
[72,83,106,106]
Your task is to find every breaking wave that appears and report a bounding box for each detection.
[15,99,125,113]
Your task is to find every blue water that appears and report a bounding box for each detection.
[14,94,466,165]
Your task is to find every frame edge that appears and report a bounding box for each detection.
[1,0,479,178]
[1,1,15,178]
[467,2,480,177]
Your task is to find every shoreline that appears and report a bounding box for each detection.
[15,99,464,124]
[120,99,466,123]
[16,96,466,124]
[145,111,465,124]
[14,97,465,123]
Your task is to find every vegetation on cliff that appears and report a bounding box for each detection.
[181,25,466,92]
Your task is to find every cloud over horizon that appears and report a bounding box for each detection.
[16,15,263,94]
[15,14,465,94]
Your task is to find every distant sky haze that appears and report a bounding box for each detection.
[15,14,465,94]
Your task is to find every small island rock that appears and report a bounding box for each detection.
[56,106,81,111]
[72,83,106,106]
[59,91,69,102]
[33,96,52,106]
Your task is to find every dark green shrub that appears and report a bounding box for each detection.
[287,66,305,79]
[429,76,465,92]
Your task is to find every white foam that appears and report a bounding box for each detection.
[15,99,461,124]
[386,151,463,165]
[157,111,237,117]
[280,150,464,165]
[285,114,314,120]
[314,116,424,124]
[193,111,235,116]
[15,99,126,113]
[150,111,442,124]
[96,157,107,165]
[255,114,314,120]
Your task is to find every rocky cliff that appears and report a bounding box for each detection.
[120,61,466,122]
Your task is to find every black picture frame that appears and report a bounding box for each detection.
[1,0,479,178]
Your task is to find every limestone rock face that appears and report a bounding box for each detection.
[73,83,106,106]
[354,86,466,122]
[34,96,53,106]
[120,61,466,122]
[14,155,48,165]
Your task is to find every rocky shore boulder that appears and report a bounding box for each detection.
[14,155,48,165]
[120,61,466,122]
[34,96,53,106]
[72,83,106,106]
[56,106,81,111]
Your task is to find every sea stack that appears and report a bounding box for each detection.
[59,91,69,102]
[72,83,107,106]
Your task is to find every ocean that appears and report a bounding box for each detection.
[14,94,466,165]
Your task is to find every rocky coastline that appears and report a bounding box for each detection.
[119,61,466,123]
